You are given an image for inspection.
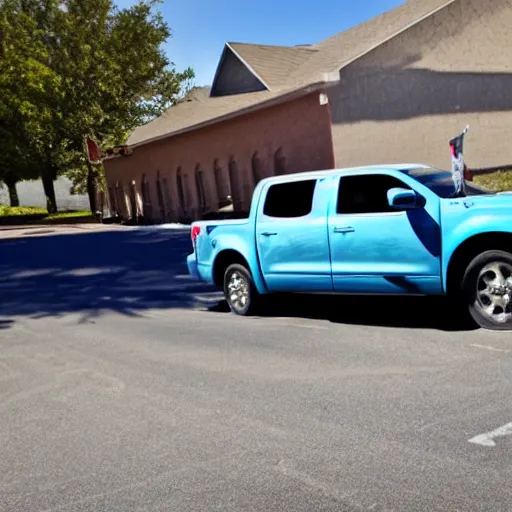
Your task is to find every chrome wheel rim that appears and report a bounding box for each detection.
[227,271,250,311]
[476,261,512,323]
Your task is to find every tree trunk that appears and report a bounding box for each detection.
[86,162,97,213]
[4,179,19,207]
[42,172,57,214]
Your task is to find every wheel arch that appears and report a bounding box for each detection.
[446,232,512,295]
[212,250,251,288]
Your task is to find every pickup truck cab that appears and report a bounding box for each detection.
[187,164,512,331]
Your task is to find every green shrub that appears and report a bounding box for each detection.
[0,206,94,225]
[0,206,47,216]
[474,171,512,193]
[45,210,92,220]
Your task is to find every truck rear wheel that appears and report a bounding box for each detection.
[462,250,512,331]
[223,263,259,316]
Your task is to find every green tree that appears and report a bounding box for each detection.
[54,0,194,212]
[0,0,194,213]
[0,0,60,208]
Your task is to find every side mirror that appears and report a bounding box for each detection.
[387,187,419,210]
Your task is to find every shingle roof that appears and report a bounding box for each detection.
[228,43,318,87]
[127,86,279,147]
[286,0,454,86]
[127,82,329,148]
[127,0,453,147]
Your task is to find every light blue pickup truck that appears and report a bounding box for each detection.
[187,164,512,331]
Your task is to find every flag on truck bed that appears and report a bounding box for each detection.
[450,126,469,197]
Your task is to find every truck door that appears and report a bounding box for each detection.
[255,177,333,292]
[327,172,443,294]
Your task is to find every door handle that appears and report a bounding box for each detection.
[260,231,278,237]
[333,226,355,234]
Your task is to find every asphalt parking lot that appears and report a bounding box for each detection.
[1,227,511,511]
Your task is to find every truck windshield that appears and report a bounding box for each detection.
[405,167,494,198]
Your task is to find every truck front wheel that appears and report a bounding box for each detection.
[462,250,512,331]
[223,263,259,316]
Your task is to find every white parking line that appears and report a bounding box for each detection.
[259,318,330,331]
[144,309,331,331]
[285,322,330,331]
[468,422,512,447]
[470,344,511,353]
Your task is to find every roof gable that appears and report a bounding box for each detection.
[210,43,269,97]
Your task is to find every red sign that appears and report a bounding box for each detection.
[86,136,102,164]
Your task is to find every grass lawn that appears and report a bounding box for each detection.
[474,170,512,193]
[0,206,96,225]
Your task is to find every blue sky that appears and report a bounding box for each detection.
[117,0,404,87]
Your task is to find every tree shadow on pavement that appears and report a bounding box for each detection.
[0,229,221,324]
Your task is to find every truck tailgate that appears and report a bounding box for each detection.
[187,219,250,283]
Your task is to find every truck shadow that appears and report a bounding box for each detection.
[0,319,14,330]
[211,294,476,332]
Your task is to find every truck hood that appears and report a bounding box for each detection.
[461,192,512,209]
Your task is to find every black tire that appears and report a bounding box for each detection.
[223,263,259,316]
[462,250,512,331]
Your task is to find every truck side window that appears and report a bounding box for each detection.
[263,179,317,218]
[337,175,411,214]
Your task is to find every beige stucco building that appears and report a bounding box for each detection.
[104,0,512,223]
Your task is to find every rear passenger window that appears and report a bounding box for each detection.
[263,179,317,218]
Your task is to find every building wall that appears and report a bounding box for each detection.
[0,176,89,211]
[104,91,334,222]
[329,0,512,170]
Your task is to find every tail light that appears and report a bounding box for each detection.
[191,225,201,244]
[464,165,473,182]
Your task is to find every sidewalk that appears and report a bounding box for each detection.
[0,222,191,239]
[0,223,124,239]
